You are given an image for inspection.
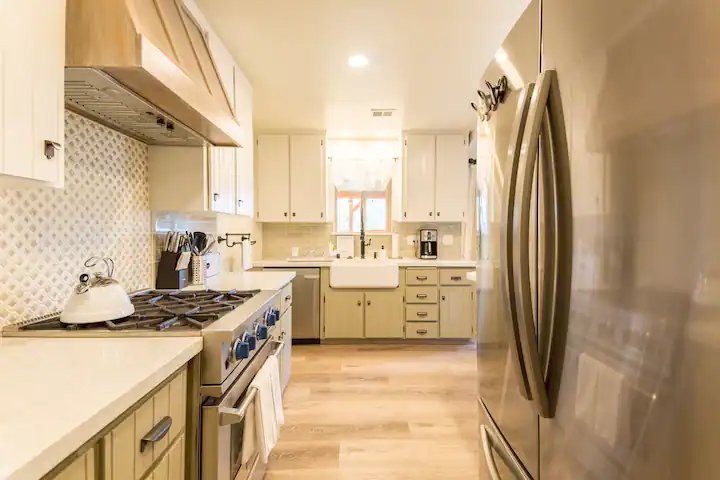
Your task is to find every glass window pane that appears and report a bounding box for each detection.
[351,198,361,233]
[365,197,387,231]
[336,197,351,233]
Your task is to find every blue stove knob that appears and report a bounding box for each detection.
[265,309,277,327]
[245,333,257,351]
[255,324,268,340]
[232,338,250,361]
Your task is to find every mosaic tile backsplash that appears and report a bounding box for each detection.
[0,111,152,326]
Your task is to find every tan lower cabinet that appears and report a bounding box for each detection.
[148,435,185,480]
[325,291,365,338]
[439,287,475,339]
[53,448,95,480]
[365,291,404,338]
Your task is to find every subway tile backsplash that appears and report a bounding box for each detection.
[0,111,152,327]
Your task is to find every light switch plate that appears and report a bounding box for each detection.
[442,234,454,246]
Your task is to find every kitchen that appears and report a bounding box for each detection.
[2,0,720,479]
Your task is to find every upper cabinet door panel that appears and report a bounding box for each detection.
[289,134,326,222]
[154,0,204,85]
[256,134,290,221]
[236,146,254,216]
[435,134,469,222]
[209,147,235,214]
[404,135,436,221]
[208,32,236,115]
[0,0,65,186]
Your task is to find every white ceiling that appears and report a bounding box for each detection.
[196,0,530,137]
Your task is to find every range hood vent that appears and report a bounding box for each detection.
[65,0,244,146]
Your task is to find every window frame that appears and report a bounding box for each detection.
[335,183,392,233]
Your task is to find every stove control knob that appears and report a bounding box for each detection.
[244,332,257,351]
[255,324,268,340]
[232,338,250,361]
[265,309,278,327]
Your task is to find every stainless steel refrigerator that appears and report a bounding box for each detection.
[476,0,720,477]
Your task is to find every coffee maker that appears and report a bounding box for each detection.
[417,229,438,259]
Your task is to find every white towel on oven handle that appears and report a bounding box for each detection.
[251,352,285,462]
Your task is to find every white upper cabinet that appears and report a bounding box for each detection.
[290,135,326,222]
[0,0,65,187]
[207,32,236,116]
[403,135,437,221]
[255,133,327,223]
[435,134,469,221]
[209,147,237,214]
[401,133,469,223]
[234,67,254,216]
[256,134,291,221]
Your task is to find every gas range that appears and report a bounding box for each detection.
[3,289,282,396]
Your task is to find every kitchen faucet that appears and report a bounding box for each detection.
[359,203,371,259]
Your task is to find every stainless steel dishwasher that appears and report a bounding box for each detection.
[263,267,321,342]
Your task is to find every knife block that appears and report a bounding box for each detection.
[156,251,188,289]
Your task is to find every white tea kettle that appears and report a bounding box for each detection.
[60,257,135,324]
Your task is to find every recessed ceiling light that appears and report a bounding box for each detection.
[348,54,369,68]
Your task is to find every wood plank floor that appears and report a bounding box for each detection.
[267,344,480,479]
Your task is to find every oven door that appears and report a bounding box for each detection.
[202,337,285,480]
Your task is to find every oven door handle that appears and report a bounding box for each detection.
[219,386,258,426]
[271,340,286,357]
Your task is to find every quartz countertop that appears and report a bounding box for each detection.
[0,337,202,480]
[184,271,297,292]
[254,259,476,268]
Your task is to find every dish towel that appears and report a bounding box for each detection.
[250,353,285,461]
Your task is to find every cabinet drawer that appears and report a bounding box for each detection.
[406,322,439,339]
[104,366,187,480]
[406,304,439,321]
[405,286,438,304]
[280,283,293,314]
[440,269,473,286]
[405,268,438,286]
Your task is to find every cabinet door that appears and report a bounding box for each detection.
[234,67,254,216]
[256,134,290,221]
[403,135,436,221]
[54,448,95,480]
[364,291,404,338]
[147,435,184,480]
[435,134,469,222]
[209,147,236,214]
[324,291,364,338]
[208,32,235,115]
[289,134,326,222]
[0,0,65,186]
[439,287,474,338]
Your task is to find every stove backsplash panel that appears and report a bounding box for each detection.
[0,111,152,327]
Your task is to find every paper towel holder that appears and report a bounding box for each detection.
[217,233,256,248]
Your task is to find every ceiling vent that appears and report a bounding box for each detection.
[371,109,395,117]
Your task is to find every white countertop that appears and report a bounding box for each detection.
[0,337,202,480]
[254,258,476,268]
[186,271,297,292]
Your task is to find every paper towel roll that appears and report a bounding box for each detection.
[391,234,400,258]
[242,239,253,271]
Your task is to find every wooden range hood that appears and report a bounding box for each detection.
[65,0,244,146]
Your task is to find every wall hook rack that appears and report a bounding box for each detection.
[217,233,256,248]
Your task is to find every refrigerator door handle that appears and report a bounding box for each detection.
[480,425,503,480]
[479,398,535,480]
[514,69,572,419]
[500,83,536,401]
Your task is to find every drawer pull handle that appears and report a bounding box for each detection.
[417,312,428,317]
[417,294,428,299]
[416,276,428,281]
[140,416,172,453]
[417,329,428,334]
[451,276,462,281]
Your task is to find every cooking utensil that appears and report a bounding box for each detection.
[60,257,135,324]
[200,237,216,255]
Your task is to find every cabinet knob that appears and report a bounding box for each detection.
[292,212,296,217]
[437,212,440,217]
[213,193,220,201]
[238,199,243,206]
[44,141,62,160]
[357,300,362,306]
[442,296,446,301]
[284,212,288,217]
[320,212,324,218]
[429,212,432,216]
[367,300,371,306]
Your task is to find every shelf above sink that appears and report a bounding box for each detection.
[329,260,400,288]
